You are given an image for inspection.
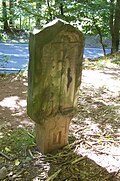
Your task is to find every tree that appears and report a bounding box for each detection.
[0,0,119,54]
[36,0,42,26]
[110,0,120,53]
[46,0,53,21]
[65,0,109,55]
[92,17,106,55]
[9,0,14,27]
[2,0,9,31]
[59,1,64,17]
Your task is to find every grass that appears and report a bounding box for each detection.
[109,52,120,65]
[0,127,35,157]
[0,127,36,179]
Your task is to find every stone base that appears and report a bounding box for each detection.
[35,115,70,154]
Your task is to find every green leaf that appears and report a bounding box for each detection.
[5,147,11,152]
[15,159,20,166]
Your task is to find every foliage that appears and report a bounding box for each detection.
[0,55,10,68]
[0,0,116,33]
[108,52,120,65]
[0,0,120,52]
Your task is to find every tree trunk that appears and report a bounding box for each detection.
[2,0,10,31]
[96,25,106,56]
[47,0,52,21]
[9,0,14,27]
[109,0,114,50]
[59,2,64,16]
[110,0,120,53]
[36,0,41,27]
[20,15,22,29]
[113,0,120,52]
[92,17,106,56]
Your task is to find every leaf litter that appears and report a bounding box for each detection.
[0,61,120,180]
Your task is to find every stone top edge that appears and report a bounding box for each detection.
[44,18,68,28]
[32,18,74,35]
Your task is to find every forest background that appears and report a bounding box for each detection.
[0,0,120,55]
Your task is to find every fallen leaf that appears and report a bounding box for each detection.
[15,159,20,166]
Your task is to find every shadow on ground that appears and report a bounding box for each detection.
[0,74,33,129]
[0,64,120,180]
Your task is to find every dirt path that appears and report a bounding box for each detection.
[70,63,120,173]
[0,63,120,180]
[0,75,33,129]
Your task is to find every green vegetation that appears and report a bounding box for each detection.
[0,127,38,180]
[0,0,120,53]
[83,52,120,69]
[0,55,10,68]
[0,128,35,157]
[108,52,120,65]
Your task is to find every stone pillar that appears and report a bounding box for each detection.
[27,19,84,154]
[35,115,70,154]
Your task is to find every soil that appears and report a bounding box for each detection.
[0,62,120,181]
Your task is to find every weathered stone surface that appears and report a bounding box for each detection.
[27,19,84,153]
[27,19,84,123]
[35,115,70,154]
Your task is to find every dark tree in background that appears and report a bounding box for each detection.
[59,2,64,16]
[36,0,41,27]
[2,0,9,31]
[46,0,53,21]
[9,0,14,27]
[110,0,120,53]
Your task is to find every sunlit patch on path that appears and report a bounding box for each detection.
[70,63,120,173]
[0,63,120,179]
[0,76,33,129]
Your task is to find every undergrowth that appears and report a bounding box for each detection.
[83,52,120,69]
[0,128,35,158]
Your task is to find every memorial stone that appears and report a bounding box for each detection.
[27,19,84,154]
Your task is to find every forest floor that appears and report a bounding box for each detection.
[0,54,120,180]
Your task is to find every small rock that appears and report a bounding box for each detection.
[0,167,7,180]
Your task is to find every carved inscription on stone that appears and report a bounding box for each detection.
[28,19,84,154]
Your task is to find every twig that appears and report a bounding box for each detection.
[79,132,101,137]
[71,156,86,165]
[89,137,117,143]
[35,151,47,158]
[75,127,86,134]
[84,141,120,156]
[27,131,34,139]
[0,151,11,160]
[92,148,120,156]
[44,152,74,163]
[12,169,25,179]
[84,141,93,147]
[28,149,34,159]
[46,168,62,181]
[46,156,86,180]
